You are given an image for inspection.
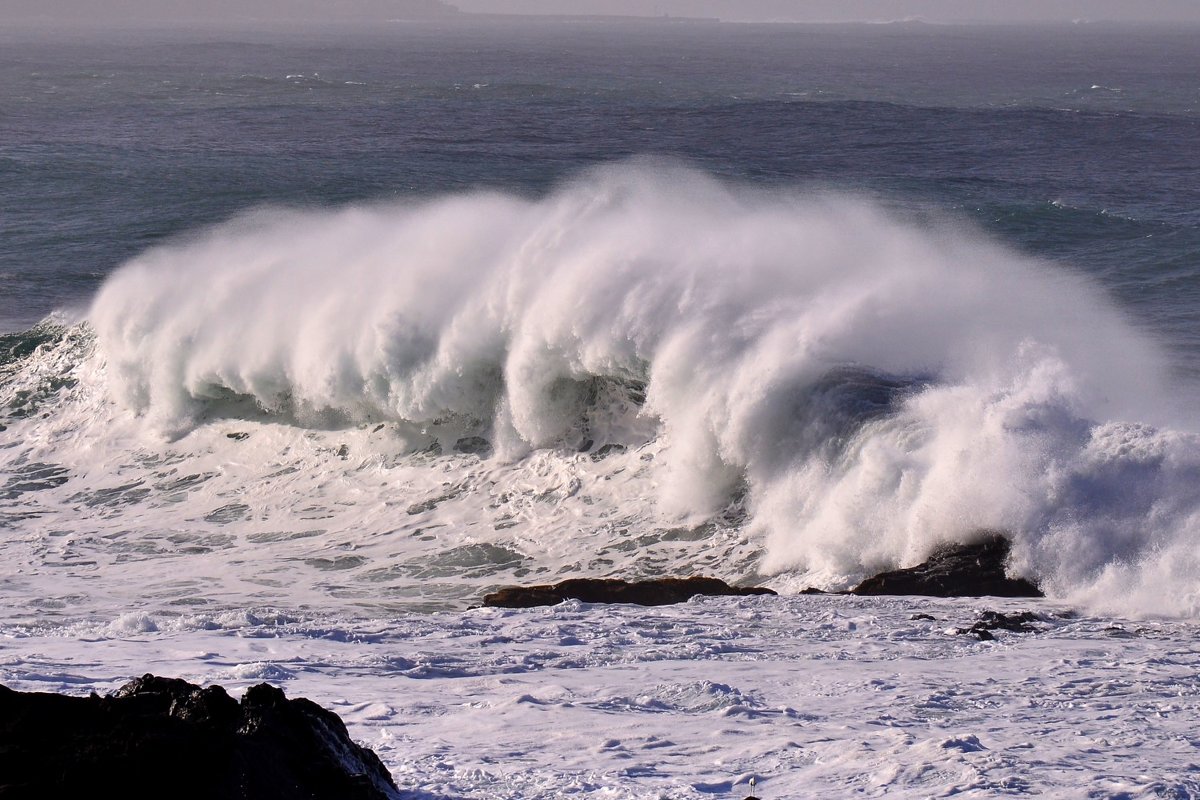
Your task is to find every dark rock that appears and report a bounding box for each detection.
[956,610,1041,640]
[848,534,1042,598]
[0,674,399,800]
[967,627,996,641]
[483,576,777,608]
[590,443,627,461]
[975,610,1040,632]
[452,435,491,455]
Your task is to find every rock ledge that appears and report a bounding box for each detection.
[484,576,777,608]
[845,534,1042,598]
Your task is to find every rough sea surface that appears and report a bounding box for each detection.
[2,18,1199,797]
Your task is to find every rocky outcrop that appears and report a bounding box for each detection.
[956,610,1042,640]
[848,535,1042,598]
[484,536,1037,607]
[483,576,777,608]
[0,674,398,800]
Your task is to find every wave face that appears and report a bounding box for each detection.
[9,164,1200,616]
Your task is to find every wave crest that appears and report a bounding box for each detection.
[86,163,1200,614]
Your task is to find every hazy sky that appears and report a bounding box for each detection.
[457,0,1200,23]
[7,0,1200,25]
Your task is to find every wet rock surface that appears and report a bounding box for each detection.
[956,610,1043,641]
[847,535,1043,598]
[0,674,398,800]
[483,576,777,608]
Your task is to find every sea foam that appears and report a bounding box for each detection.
[84,163,1200,615]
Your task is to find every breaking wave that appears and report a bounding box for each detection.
[19,163,1200,615]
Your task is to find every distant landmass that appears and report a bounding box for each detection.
[5,0,460,26]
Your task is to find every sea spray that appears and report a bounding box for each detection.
[17,162,1196,615]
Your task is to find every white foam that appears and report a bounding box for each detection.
[1,596,1198,798]
[7,162,1200,616]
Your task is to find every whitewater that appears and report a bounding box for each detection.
[5,165,1197,612]
[3,166,1200,795]
[4,16,1200,794]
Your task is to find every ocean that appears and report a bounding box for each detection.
[2,18,1200,797]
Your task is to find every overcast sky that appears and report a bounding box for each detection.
[457,0,1200,23]
[7,0,1200,25]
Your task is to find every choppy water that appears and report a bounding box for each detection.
[2,19,1200,619]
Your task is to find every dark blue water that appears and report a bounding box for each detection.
[2,19,1198,369]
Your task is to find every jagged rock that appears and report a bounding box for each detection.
[0,674,398,800]
[452,435,492,455]
[848,534,1042,598]
[483,576,777,608]
[957,610,1042,640]
[975,609,1041,632]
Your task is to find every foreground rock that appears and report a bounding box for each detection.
[484,576,777,608]
[848,534,1042,598]
[0,674,398,800]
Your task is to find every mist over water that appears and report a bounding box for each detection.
[70,164,1200,616]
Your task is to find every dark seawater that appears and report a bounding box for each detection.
[2,19,1198,370]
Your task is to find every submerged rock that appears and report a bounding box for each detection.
[849,534,1042,598]
[483,576,777,608]
[957,610,1042,641]
[0,674,398,800]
